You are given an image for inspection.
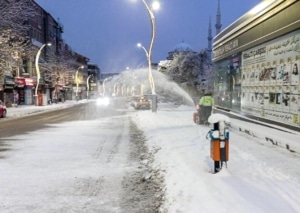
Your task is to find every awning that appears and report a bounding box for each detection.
[15,77,35,87]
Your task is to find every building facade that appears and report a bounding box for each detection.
[212,0,300,129]
[0,0,91,106]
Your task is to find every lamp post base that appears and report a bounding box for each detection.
[34,95,38,106]
[151,94,157,112]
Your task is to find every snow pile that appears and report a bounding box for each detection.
[1,100,299,212]
[130,104,300,213]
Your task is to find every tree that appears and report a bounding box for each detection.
[163,48,213,97]
[0,0,37,76]
[197,49,214,94]
[43,48,79,86]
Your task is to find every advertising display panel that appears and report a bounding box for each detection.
[241,30,300,126]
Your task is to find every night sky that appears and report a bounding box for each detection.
[35,0,261,73]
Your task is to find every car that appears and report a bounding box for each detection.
[133,95,151,110]
[0,100,7,118]
[96,96,111,107]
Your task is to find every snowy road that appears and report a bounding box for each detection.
[0,105,162,212]
[0,102,299,212]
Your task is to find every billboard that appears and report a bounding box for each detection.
[241,29,300,126]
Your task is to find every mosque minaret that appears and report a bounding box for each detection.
[215,0,222,35]
[207,0,222,61]
[207,16,213,60]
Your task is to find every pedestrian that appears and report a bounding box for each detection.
[198,92,214,124]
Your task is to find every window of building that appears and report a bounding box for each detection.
[214,54,241,111]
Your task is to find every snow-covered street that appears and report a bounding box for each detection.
[131,103,300,212]
[0,101,300,212]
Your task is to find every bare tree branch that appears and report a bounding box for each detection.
[0,0,38,75]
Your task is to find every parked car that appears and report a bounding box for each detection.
[0,100,7,118]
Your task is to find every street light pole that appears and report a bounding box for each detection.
[141,83,145,96]
[113,83,120,96]
[86,74,92,99]
[34,42,51,106]
[137,43,149,58]
[102,78,107,96]
[75,66,84,100]
[141,0,159,112]
[137,43,149,97]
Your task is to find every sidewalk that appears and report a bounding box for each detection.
[229,115,300,154]
[212,107,300,154]
[5,100,85,119]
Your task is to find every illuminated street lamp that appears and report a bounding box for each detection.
[140,83,145,95]
[137,42,151,82]
[86,74,92,99]
[122,83,126,96]
[102,78,108,96]
[113,83,120,96]
[75,65,84,100]
[141,0,159,112]
[34,42,51,105]
[140,0,159,94]
[137,42,148,58]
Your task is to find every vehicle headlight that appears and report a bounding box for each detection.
[97,97,110,106]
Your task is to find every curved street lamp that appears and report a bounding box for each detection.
[134,46,148,96]
[141,0,159,95]
[75,65,84,100]
[86,74,92,99]
[137,42,153,93]
[34,42,51,105]
[113,83,120,96]
[140,83,145,95]
[122,83,126,96]
[137,42,149,58]
[141,0,159,112]
[102,78,108,96]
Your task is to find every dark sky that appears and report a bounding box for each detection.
[35,0,261,73]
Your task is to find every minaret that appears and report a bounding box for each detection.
[207,16,213,61]
[215,0,222,35]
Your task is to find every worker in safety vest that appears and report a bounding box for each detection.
[198,92,214,124]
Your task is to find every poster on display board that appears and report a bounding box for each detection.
[291,59,299,85]
[269,64,277,85]
[241,29,300,126]
[269,86,276,111]
[290,85,299,113]
[275,85,282,111]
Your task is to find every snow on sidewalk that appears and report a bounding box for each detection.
[5,100,85,119]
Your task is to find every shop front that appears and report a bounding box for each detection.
[15,77,35,105]
[3,76,15,107]
[212,0,300,128]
